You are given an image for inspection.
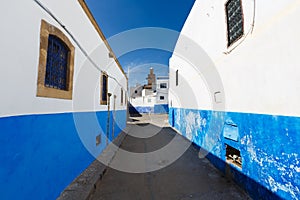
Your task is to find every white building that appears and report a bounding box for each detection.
[129,75,169,114]
[169,0,300,199]
[0,1,127,199]
[156,76,169,104]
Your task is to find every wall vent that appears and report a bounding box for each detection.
[96,135,101,146]
[226,144,242,168]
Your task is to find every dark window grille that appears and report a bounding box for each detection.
[101,74,108,102]
[176,70,178,86]
[226,0,244,46]
[160,83,167,88]
[160,96,165,100]
[121,88,124,104]
[45,35,69,90]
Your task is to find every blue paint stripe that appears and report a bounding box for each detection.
[0,110,126,200]
[154,104,169,114]
[169,107,300,200]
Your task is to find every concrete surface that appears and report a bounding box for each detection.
[88,114,251,200]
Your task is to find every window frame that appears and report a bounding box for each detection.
[36,19,75,100]
[100,72,108,105]
[225,0,245,47]
[160,83,167,89]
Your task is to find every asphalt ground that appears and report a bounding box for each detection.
[89,114,250,200]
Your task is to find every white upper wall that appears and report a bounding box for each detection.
[0,0,127,117]
[156,78,169,104]
[170,0,300,116]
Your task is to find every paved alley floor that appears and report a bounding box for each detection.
[90,114,251,200]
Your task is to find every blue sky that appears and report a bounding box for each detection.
[85,0,195,87]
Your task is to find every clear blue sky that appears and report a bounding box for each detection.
[85,0,195,87]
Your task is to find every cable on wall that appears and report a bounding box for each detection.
[33,0,127,91]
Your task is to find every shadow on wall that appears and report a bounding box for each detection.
[200,145,283,200]
[128,102,142,117]
[169,107,300,199]
[154,104,169,114]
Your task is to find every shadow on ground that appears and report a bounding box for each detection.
[89,117,251,200]
[128,102,142,117]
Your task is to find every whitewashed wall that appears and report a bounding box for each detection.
[170,0,300,117]
[0,0,127,117]
[130,96,156,107]
[156,79,169,105]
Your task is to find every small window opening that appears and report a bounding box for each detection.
[176,70,179,86]
[225,0,244,47]
[226,144,242,168]
[160,96,165,100]
[96,134,101,146]
[121,88,124,105]
[100,72,108,105]
[160,83,167,89]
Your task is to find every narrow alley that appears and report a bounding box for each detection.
[86,114,250,200]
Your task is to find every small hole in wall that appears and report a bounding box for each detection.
[226,144,242,168]
[214,91,222,103]
[96,135,101,146]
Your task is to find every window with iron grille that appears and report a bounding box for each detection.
[160,83,167,89]
[100,72,108,105]
[45,35,69,90]
[36,20,75,100]
[225,0,244,47]
[121,88,124,105]
[176,70,178,86]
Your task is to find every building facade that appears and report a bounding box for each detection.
[155,77,169,113]
[129,69,169,114]
[169,0,300,199]
[0,0,127,199]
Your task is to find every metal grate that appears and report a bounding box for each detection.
[45,35,69,90]
[101,74,108,102]
[226,0,243,46]
[160,83,167,88]
[121,88,123,104]
[176,70,178,86]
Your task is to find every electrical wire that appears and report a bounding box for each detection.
[33,0,127,91]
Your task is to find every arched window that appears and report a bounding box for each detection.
[225,0,244,47]
[37,20,75,100]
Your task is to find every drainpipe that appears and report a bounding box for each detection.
[112,95,116,139]
[106,93,112,145]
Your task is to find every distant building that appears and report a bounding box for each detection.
[154,76,169,113]
[129,83,143,98]
[129,68,169,114]
[144,67,156,90]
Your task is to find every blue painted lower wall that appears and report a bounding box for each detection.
[169,107,300,200]
[154,104,169,114]
[129,104,169,114]
[0,110,126,200]
[133,106,153,114]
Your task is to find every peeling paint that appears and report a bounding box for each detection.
[169,107,300,200]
